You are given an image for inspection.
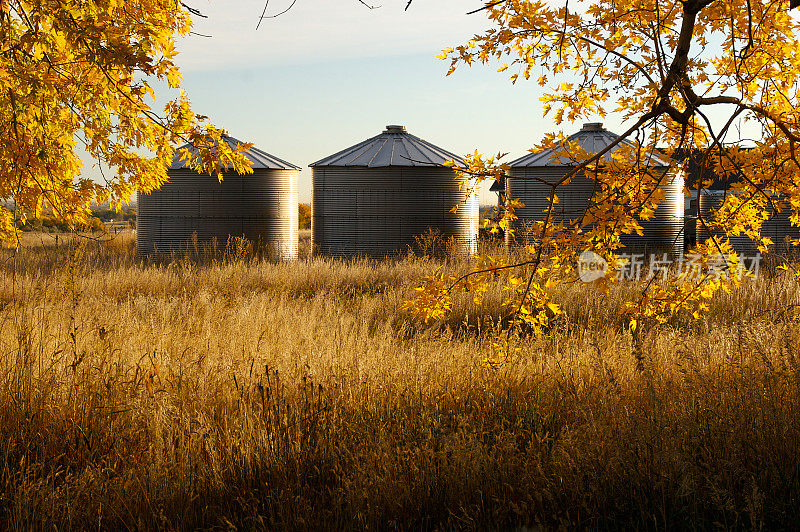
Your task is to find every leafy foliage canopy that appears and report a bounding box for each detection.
[0,0,251,243]
[405,0,800,364]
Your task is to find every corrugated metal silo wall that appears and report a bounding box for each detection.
[312,166,478,258]
[765,205,800,253]
[506,167,684,255]
[697,192,800,255]
[137,169,298,259]
[505,167,592,247]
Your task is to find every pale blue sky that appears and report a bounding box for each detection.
[155,0,592,204]
[178,54,561,204]
[86,0,760,204]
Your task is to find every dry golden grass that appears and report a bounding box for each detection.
[0,232,799,529]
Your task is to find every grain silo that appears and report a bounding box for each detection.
[697,191,800,255]
[696,190,754,254]
[506,123,684,255]
[137,136,300,259]
[762,202,800,253]
[310,125,478,258]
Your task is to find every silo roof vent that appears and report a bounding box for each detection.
[384,125,407,134]
[581,122,604,131]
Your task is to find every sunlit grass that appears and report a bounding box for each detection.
[0,233,798,529]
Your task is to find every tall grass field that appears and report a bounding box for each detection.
[1,231,799,529]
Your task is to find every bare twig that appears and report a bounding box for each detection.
[258,0,379,29]
[181,3,208,18]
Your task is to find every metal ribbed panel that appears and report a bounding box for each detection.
[684,204,697,251]
[506,123,683,255]
[506,167,684,254]
[505,167,589,247]
[137,168,299,259]
[618,169,684,254]
[764,206,800,252]
[698,191,800,254]
[312,166,478,258]
[696,191,753,254]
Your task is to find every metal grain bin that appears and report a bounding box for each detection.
[310,125,478,258]
[506,123,684,255]
[765,203,800,253]
[698,190,800,255]
[137,136,300,259]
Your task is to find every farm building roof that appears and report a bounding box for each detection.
[170,136,300,171]
[509,123,671,168]
[310,125,464,167]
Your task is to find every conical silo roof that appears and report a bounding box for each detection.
[170,135,300,171]
[310,125,465,167]
[510,122,670,168]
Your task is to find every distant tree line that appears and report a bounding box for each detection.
[20,214,106,233]
[479,205,503,240]
[93,208,137,224]
[21,206,136,233]
[299,204,311,230]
